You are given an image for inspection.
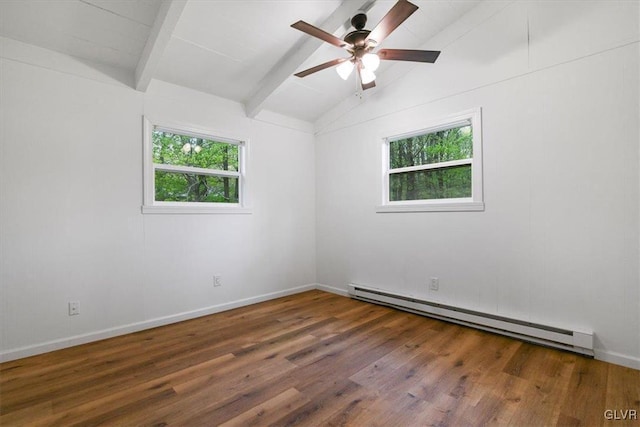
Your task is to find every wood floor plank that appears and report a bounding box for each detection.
[557,356,610,424]
[285,311,399,368]
[31,354,236,426]
[166,369,300,426]
[1,290,637,426]
[105,359,298,426]
[320,387,380,426]
[482,372,531,425]
[307,302,396,340]
[398,330,490,402]
[345,391,434,427]
[218,387,310,427]
[0,401,52,426]
[269,378,364,427]
[606,363,640,409]
[349,319,458,392]
[67,388,177,427]
[231,318,336,359]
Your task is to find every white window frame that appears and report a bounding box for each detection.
[377,108,484,213]
[142,117,251,214]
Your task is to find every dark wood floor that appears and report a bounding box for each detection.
[1,290,638,426]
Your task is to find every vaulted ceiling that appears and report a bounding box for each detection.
[0,0,481,123]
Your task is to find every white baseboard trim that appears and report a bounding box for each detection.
[0,284,316,363]
[594,349,640,370]
[315,283,349,297]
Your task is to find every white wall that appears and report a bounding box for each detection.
[315,0,640,368]
[0,38,316,360]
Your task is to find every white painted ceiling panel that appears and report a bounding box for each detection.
[155,36,266,102]
[82,0,162,27]
[156,0,342,105]
[0,0,160,69]
[403,1,477,40]
[262,77,353,123]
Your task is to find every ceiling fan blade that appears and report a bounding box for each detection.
[365,0,418,46]
[291,21,352,49]
[362,79,376,90]
[294,58,350,78]
[378,49,441,63]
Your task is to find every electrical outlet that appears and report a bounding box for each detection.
[213,275,222,287]
[68,301,80,316]
[429,277,439,291]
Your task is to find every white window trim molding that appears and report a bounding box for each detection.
[142,116,252,215]
[376,107,484,213]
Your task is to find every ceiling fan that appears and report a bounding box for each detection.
[291,0,441,90]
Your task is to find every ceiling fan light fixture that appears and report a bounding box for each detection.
[360,67,376,85]
[336,60,354,80]
[362,53,380,71]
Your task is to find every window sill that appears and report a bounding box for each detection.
[376,201,484,213]
[142,205,252,215]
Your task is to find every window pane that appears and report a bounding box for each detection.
[152,130,239,171]
[155,171,239,203]
[389,165,471,201]
[389,125,472,169]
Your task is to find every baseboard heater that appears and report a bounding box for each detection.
[348,284,594,357]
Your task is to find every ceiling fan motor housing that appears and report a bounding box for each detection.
[345,13,376,55]
[345,30,372,51]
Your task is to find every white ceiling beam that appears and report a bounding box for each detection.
[244,0,375,119]
[135,0,187,91]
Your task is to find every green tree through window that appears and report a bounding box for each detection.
[152,130,240,203]
[388,125,473,201]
